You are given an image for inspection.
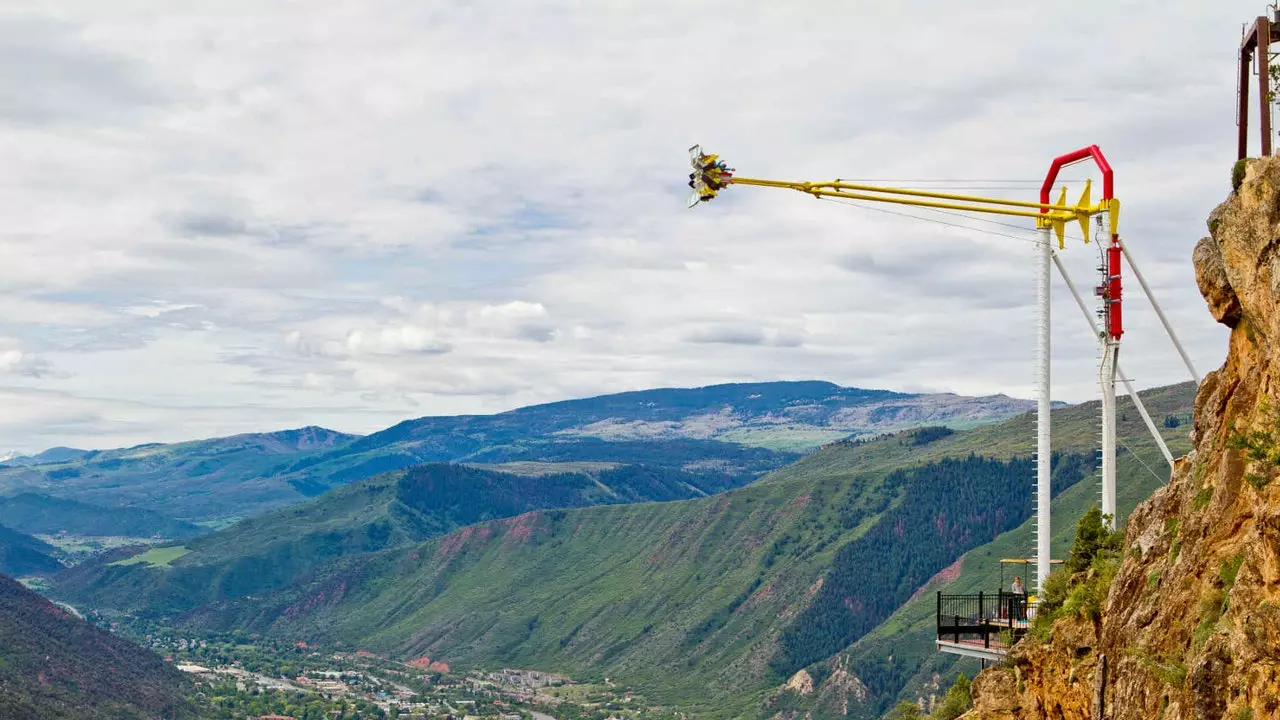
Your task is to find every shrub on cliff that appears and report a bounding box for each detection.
[1031,506,1125,639]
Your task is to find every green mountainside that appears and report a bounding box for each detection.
[56,382,1195,718]
[201,451,1089,714]
[0,493,203,539]
[0,574,195,720]
[56,460,753,614]
[1,382,1033,524]
[0,525,64,578]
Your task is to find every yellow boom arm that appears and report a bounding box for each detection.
[686,145,1113,248]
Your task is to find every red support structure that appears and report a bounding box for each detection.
[1107,242,1123,340]
[1040,146,1123,340]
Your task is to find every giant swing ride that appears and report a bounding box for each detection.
[684,144,1199,595]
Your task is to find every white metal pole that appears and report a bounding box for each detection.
[1119,243,1199,384]
[1099,342,1118,528]
[1036,229,1052,593]
[1052,252,1175,467]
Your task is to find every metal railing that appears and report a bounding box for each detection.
[936,591,1037,650]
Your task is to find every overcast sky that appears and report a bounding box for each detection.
[0,1,1260,452]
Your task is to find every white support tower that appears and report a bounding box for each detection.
[1099,340,1119,526]
[1035,228,1053,593]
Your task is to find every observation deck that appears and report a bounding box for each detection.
[935,590,1037,662]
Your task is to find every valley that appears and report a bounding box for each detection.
[30,380,1195,719]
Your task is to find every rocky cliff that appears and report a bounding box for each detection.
[965,157,1280,719]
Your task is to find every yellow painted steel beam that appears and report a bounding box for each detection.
[726,177,1105,249]
[732,176,1095,214]
[687,146,1113,248]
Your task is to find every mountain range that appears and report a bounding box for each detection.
[0,381,1038,523]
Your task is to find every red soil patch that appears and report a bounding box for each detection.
[501,511,541,544]
[806,577,824,597]
[908,556,965,602]
[282,580,349,619]
[434,524,495,560]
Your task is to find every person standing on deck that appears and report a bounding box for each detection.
[1010,575,1026,621]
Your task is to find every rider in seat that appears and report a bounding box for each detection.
[687,146,734,204]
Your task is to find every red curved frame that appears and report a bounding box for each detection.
[1039,145,1113,205]
[1040,145,1122,340]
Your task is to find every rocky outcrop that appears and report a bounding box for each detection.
[785,669,816,695]
[770,655,870,719]
[966,157,1280,719]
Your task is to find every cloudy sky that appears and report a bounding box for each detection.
[0,1,1259,452]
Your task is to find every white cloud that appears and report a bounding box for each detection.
[0,349,59,378]
[0,1,1245,451]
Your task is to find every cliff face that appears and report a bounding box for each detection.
[966,157,1280,720]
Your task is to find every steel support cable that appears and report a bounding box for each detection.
[1118,436,1169,486]
[818,194,1179,469]
[1051,252,1176,468]
[818,197,1046,245]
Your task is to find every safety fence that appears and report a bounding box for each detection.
[936,590,1036,650]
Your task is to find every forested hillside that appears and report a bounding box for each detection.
[768,381,1198,712]
[771,452,1093,676]
[0,493,203,539]
[0,574,194,719]
[275,381,1036,494]
[0,525,64,577]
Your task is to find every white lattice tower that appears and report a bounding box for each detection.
[1034,228,1053,593]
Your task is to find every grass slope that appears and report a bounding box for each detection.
[181,457,912,714]
[56,461,753,616]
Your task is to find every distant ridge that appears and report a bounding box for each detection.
[1,381,1038,521]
